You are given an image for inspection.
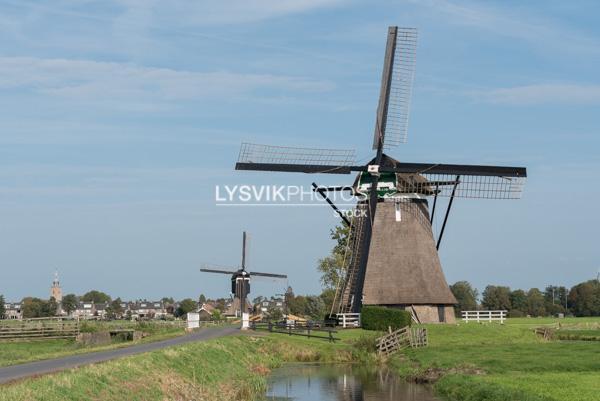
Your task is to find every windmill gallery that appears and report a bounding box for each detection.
[206,27,527,324]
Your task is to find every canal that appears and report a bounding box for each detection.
[260,364,441,401]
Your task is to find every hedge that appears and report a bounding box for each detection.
[361,306,412,331]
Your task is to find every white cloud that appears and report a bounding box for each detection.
[0,57,333,101]
[115,0,343,26]
[479,84,600,105]
[8,0,343,27]
[409,0,600,55]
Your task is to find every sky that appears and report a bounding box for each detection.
[1,0,599,302]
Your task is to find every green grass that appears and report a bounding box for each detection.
[2,318,599,401]
[0,333,356,401]
[395,317,600,401]
[0,321,186,367]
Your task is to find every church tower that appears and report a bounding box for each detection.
[50,271,62,302]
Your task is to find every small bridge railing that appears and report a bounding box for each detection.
[250,321,340,342]
[462,310,507,324]
[0,317,80,341]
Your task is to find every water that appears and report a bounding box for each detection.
[260,364,441,401]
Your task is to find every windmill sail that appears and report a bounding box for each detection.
[236,143,356,174]
[373,27,417,150]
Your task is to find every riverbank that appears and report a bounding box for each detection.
[0,330,364,401]
[392,318,600,401]
[2,319,598,400]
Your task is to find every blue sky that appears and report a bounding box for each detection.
[1,0,599,301]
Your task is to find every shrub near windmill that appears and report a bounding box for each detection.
[235,27,527,323]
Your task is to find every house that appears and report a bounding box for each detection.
[198,303,215,320]
[255,298,285,316]
[4,303,22,319]
[130,301,166,320]
[73,302,95,319]
[224,298,253,318]
[93,302,108,319]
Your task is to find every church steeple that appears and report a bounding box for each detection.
[50,271,62,302]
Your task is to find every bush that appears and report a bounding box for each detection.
[361,306,411,331]
[508,310,525,318]
[353,334,378,352]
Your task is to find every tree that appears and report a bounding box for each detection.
[198,294,206,304]
[62,294,78,315]
[481,286,511,311]
[176,298,198,318]
[213,298,227,312]
[161,297,175,305]
[544,285,565,316]
[317,225,350,290]
[287,295,307,316]
[211,309,222,322]
[319,289,336,316]
[0,295,5,319]
[266,304,283,321]
[450,281,478,314]
[568,280,600,317]
[21,297,57,318]
[527,288,546,317]
[304,296,326,319]
[106,298,124,320]
[22,298,42,318]
[509,289,528,314]
[44,297,58,316]
[81,290,111,304]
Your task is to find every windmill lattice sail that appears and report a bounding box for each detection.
[238,143,355,166]
[373,27,417,149]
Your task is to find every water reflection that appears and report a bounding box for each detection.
[261,364,440,401]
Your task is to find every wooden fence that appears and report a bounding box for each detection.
[376,326,428,355]
[250,321,339,342]
[534,327,554,340]
[0,317,80,341]
[462,310,507,324]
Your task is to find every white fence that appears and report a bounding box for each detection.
[462,310,507,324]
[336,313,361,328]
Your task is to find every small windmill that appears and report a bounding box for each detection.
[201,231,287,328]
[234,27,527,323]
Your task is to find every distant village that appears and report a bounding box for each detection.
[1,273,285,321]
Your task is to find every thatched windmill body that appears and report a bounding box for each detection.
[235,27,527,323]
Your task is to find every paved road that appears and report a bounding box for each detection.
[0,326,239,385]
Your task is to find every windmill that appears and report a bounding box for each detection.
[201,231,287,328]
[234,27,527,323]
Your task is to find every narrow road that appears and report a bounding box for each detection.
[0,326,239,385]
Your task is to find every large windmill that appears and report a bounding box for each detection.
[201,231,287,328]
[234,27,527,323]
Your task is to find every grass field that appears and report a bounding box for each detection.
[396,317,600,401]
[0,320,186,367]
[1,318,598,400]
[0,331,359,401]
